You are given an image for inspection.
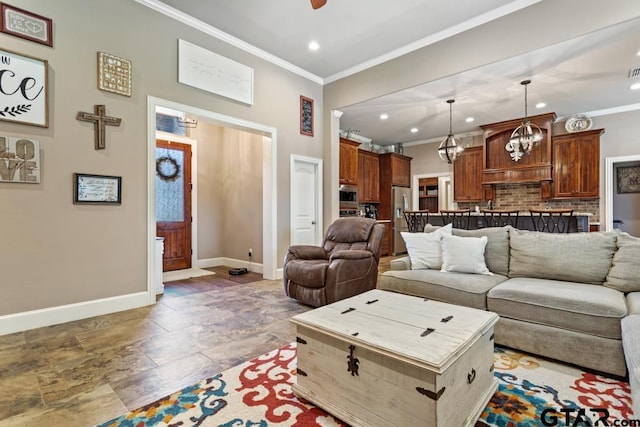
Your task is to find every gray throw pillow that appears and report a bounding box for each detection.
[605,233,640,292]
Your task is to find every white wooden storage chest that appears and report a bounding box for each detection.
[290,289,499,427]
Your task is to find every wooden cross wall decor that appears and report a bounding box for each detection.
[76,105,122,150]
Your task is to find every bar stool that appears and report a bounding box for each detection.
[440,209,471,229]
[403,210,430,232]
[482,209,519,228]
[530,209,574,233]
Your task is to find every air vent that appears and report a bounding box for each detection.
[629,67,640,78]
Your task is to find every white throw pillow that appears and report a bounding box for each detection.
[401,224,452,270]
[440,234,492,275]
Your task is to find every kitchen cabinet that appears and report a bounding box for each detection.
[358,149,380,203]
[552,129,603,199]
[378,152,412,220]
[377,221,392,257]
[418,177,438,212]
[453,145,484,202]
[339,138,360,185]
[380,153,411,187]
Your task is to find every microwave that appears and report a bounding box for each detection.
[339,184,358,207]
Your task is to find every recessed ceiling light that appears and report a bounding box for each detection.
[636,49,640,56]
[380,113,388,120]
[536,102,547,109]
[410,128,418,133]
[308,41,319,51]
[465,117,474,123]
[631,82,640,90]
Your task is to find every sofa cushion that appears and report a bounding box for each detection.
[425,224,510,276]
[508,229,617,285]
[605,233,640,292]
[621,315,640,416]
[627,293,640,315]
[440,235,492,275]
[487,278,627,339]
[401,224,452,270]
[378,269,508,310]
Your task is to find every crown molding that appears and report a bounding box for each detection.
[556,103,640,121]
[135,0,324,85]
[323,0,543,84]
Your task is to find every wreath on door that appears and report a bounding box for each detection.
[156,156,180,181]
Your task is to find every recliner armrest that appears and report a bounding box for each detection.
[329,249,373,261]
[288,245,327,260]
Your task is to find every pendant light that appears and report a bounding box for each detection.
[505,80,543,162]
[438,99,464,164]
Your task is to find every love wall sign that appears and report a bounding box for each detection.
[0,48,48,127]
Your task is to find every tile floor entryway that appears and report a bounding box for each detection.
[0,266,313,426]
[0,260,399,426]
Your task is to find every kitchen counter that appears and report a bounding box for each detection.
[426,212,591,232]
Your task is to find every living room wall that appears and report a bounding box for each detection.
[0,0,322,324]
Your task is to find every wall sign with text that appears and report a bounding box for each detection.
[0,3,53,47]
[0,135,40,183]
[0,48,48,127]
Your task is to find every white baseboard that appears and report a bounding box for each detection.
[197,257,264,274]
[0,292,153,336]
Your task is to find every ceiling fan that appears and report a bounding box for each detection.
[310,0,327,9]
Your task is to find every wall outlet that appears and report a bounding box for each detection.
[248,248,253,258]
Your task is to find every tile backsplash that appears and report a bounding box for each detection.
[457,182,599,222]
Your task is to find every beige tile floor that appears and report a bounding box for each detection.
[0,266,320,427]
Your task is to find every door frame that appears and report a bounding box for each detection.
[604,154,640,231]
[155,131,198,269]
[146,96,278,302]
[290,155,324,246]
[411,173,452,211]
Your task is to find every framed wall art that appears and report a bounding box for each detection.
[97,52,132,97]
[300,95,313,136]
[178,39,254,105]
[73,173,122,205]
[0,3,53,47]
[617,165,640,194]
[0,48,48,127]
[0,135,40,183]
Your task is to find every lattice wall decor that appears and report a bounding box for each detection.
[97,52,132,97]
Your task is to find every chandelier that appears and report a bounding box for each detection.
[505,80,543,162]
[438,99,464,163]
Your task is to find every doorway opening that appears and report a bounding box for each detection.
[605,154,640,235]
[145,96,278,302]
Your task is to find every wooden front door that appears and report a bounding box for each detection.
[156,139,192,271]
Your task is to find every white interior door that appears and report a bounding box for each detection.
[291,156,323,246]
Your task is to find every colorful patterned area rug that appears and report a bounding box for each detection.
[97,343,633,427]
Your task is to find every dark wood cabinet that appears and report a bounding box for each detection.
[378,153,412,220]
[453,145,484,202]
[339,138,360,185]
[418,177,438,212]
[358,149,380,203]
[378,221,392,257]
[552,129,603,199]
[380,153,411,187]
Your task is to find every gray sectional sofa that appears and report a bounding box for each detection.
[378,225,640,383]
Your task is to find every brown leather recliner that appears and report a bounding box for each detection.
[283,217,384,307]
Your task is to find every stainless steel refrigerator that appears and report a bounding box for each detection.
[392,186,412,255]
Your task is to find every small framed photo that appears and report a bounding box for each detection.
[300,95,314,136]
[73,173,122,205]
[0,3,53,47]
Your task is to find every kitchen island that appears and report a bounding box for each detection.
[425,211,591,233]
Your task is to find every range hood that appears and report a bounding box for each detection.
[478,113,556,199]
